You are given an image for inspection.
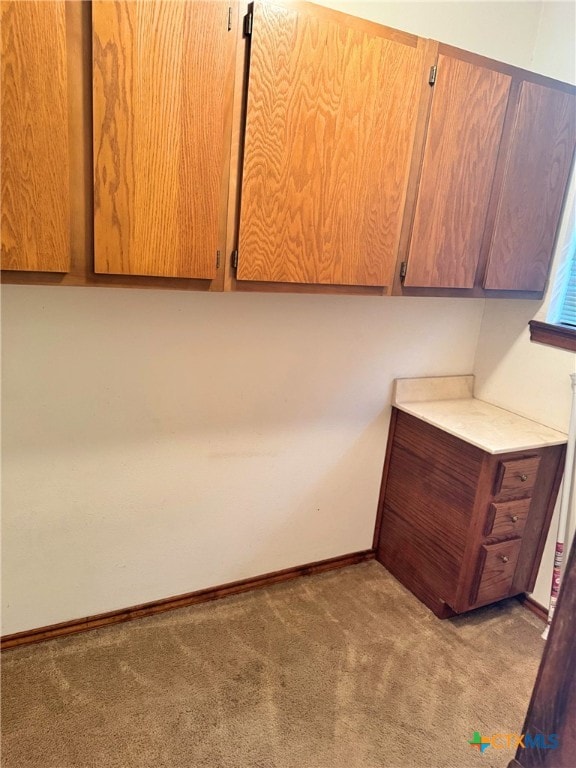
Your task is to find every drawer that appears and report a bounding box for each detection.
[484,498,531,538]
[494,456,540,497]
[471,539,522,606]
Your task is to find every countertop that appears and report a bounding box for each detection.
[392,375,567,454]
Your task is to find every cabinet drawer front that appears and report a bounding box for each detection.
[472,540,522,606]
[494,456,540,496]
[484,499,531,537]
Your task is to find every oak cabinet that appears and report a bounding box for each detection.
[483,80,576,292]
[1,0,71,272]
[236,1,426,289]
[92,0,237,279]
[400,46,576,296]
[375,409,565,618]
[2,0,575,296]
[403,51,511,290]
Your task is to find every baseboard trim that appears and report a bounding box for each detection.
[517,594,548,623]
[1,550,375,650]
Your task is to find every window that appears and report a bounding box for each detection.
[556,250,576,327]
[529,246,576,351]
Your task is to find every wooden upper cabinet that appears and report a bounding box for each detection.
[403,52,511,289]
[92,1,236,279]
[237,0,425,288]
[483,81,576,292]
[401,47,576,296]
[3,1,574,295]
[1,0,71,272]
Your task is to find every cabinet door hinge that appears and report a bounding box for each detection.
[227,7,233,31]
[216,250,221,269]
[243,11,253,36]
[428,64,437,86]
[231,249,239,269]
[400,261,408,283]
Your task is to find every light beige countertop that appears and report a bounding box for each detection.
[393,376,567,454]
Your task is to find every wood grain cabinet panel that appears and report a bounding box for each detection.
[375,411,483,616]
[3,0,574,295]
[404,53,510,289]
[484,499,530,538]
[92,0,235,279]
[483,82,576,291]
[237,0,424,287]
[375,409,565,618]
[494,456,541,496]
[471,539,522,607]
[399,47,576,297]
[1,0,70,272]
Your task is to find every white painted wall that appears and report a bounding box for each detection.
[1,289,483,633]
[474,0,576,607]
[0,0,567,633]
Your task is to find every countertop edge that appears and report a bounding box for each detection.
[394,402,568,455]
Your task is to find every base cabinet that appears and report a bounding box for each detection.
[375,409,565,618]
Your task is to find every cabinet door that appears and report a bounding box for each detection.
[403,53,510,289]
[483,82,576,292]
[237,1,424,287]
[93,1,235,279]
[1,0,70,272]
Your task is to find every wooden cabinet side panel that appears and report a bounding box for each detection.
[93,1,234,279]
[483,82,576,292]
[372,408,398,550]
[238,2,423,287]
[404,54,510,288]
[376,412,482,610]
[512,444,565,595]
[1,0,70,272]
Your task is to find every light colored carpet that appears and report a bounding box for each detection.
[1,561,543,768]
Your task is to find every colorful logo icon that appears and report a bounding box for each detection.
[467,731,559,753]
[469,732,491,753]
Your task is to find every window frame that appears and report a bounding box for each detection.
[529,233,576,352]
[529,319,576,351]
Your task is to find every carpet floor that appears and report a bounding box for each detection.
[1,561,544,768]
